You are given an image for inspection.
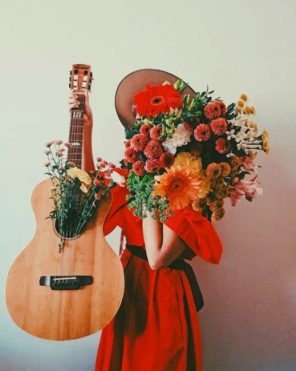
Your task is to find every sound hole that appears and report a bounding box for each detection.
[53,218,81,240]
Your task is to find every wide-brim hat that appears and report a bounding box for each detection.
[115,68,196,128]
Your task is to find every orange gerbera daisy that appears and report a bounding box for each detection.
[153,165,200,210]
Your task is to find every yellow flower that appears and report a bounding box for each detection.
[248,150,257,160]
[261,130,270,153]
[249,121,258,134]
[153,165,200,210]
[192,197,207,212]
[67,167,92,193]
[205,163,221,179]
[219,162,231,177]
[211,208,225,221]
[51,187,61,207]
[230,156,242,172]
[173,152,202,172]
[245,106,252,114]
[215,187,228,200]
[198,175,211,198]
[237,100,245,108]
[240,94,248,101]
[50,178,61,205]
[209,200,224,211]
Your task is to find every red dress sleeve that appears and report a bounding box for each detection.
[164,208,223,264]
[103,184,128,236]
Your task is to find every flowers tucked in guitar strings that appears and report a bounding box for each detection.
[121,82,270,222]
[44,140,123,237]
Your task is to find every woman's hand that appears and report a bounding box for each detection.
[68,88,93,128]
[142,203,187,270]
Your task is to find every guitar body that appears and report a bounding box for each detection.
[6,179,124,340]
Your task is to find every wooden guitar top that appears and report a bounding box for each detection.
[6,180,125,340]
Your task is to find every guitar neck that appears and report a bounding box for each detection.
[67,94,85,168]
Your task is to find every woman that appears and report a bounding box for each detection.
[70,69,223,371]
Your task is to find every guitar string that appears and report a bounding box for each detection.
[74,111,80,238]
[57,97,84,278]
[56,84,87,281]
[70,109,76,239]
[72,111,78,239]
[71,108,83,238]
[72,109,81,276]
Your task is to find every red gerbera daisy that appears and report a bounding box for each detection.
[194,123,211,142]
[215,138,230,154]
[210,118,228,135]
[133,84,183,118]
[144,140,163,159]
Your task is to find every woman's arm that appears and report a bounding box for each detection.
[142,211,187,270]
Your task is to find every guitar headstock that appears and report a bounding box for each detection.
[69,64,93,92]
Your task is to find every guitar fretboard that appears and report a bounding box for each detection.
[67,95,85,168]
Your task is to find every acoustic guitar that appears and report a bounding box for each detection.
[6,64,124,340]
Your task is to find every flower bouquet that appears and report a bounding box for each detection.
[120,80,270,222]
[44,140,119,239]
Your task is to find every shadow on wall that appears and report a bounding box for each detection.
[192,149,296,371]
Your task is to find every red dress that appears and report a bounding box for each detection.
[95,184,223,371]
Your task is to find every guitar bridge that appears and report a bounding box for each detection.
[39,275,93,290]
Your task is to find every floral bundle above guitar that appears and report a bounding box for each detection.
[121,80,270,222]
[44,142,118,239]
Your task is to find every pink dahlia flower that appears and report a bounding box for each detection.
[144,140,163,159]
[130,134,148,151]
[132,160,145,176]
[210,118,228,135]
[215,138,230,154]
[194,124,211,142]
[144,159,159,173]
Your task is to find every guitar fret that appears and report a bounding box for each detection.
[67,104,85,168]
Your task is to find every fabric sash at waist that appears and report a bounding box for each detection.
[126,244,204,312]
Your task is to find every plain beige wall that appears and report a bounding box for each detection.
[1,0,296,370]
